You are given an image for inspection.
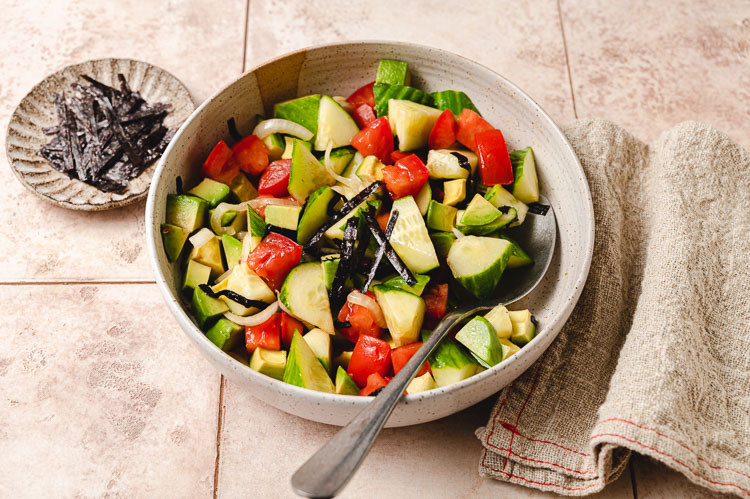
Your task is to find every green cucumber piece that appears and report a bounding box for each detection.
[405,372,437,394]
[461,194,501,225]
[250,347,287,380]
[484,304,513,339]
[191,285,228,330]
[373,84,433,117]
[160,223,190,262]
[182,259,212,293]
[246,206,266,252]
[214,264,275,316]
[263,133,285,161]
[446,236,513,299]
[383,274,430,296]
[220,234,243,268]
[430,232,457,259]
[166,194,207,232]
[188,233,224,278]
[273,94,321,135]
[455,316,503,368]
[288,139,336,203]
[205,317,244,351]
[422,333,478,387]
[426,201,458,232]
[335,366,360,395]
[283,331,334,392]
[376,59,410,86]
[499,338,521,360]
[321,254,340,291]
[265,204,301,231]
[414,181,432,216]
[509,309,536,345]
[188,178,231,208]
[496,233,534,268]
[484,185,529,226]
[297,186,336,244]
[303,328,332,372]
[388,196,439,274]
[388,99,442,151]
[425,149,472,179]
[229,172,259,203]
[314,95,360,150]
[372,285,425,346]
[282,136,312,160]
[509,147,540,204]
[430,90,480,117]
[279,262,335,333]
[320,147,355,175]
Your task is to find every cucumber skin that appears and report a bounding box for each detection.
[447,238,513,300]
[373,84,434,117]
[509,147,540,204]
[431,90,480,117]
[335,366,360,395]
[297,186,336,244]
[456,209,515,236]
[283,331,335,393]
[279,262,334,334]
[376,59,410,86]
[273,94,321,135]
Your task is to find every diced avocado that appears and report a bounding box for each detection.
[205,317,244,351]
[356,155,385,183]
[443,179,467,206]
[219,210,237,226]
[388,196,439,274]
[372,285,425,346]
[160,224,190,262]
[496,233,534,268]
[456,207,516,236]
[424,334,478,387]
[319,147,355,175]
[321,254,340,291]
[303,328,332,372]
[334,350,353,370]
[430,90,480,117]
[373,84,433,117]
[166,194,207,232]
[383,274,430,296]
[461,194,501,226]
[455,316,503,368]
[484,304,513,339]
[191,285,229,330]
[189,233,225,278]
[388,100,442,151]
[273,94,321,135]
[246,206,266,252]
[314,95,360,150]
[484,185,529,226]
[188,178,231,208]
[509,309,536,345]
[446,236,514,299]
[282,136,312,160]
[279,262,335,333]
[324,201,368,241]
[297,186,336,244]
[215,264,275,316]
[414,181,432,216]
[220,234,243,269]
[229,172,258,202]
[335,366,360,395]
[182,259,212,292]
[509,147,539,204]
[250,347,287,380]
[263,133,285,161]
[376,59,410,86]
[499,337,520,360]
[406,372,437,394]
[430,232,457,259]
[288,139,336,203]
[283,331,335,393]
[425,150,471,180]
[426,201,458,232]
[265,205,301,231]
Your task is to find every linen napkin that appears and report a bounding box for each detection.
[477,120,750,497]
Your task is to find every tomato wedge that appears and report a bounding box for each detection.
[351,103,377,129]
[423,283,449,329]
[348,335,392,387]
[202,140,239,184]
[231,135,269,176]
[391,342,431,377]
[390,150,410,163]
[428,109,457,150]
[337,292,383,343]
[351,117,394,164]
[258,159,291,197]
[359,372,390,396]
[247,233,302,290]
[346,81,375,109]
[381,154,429,199]
[475,129,514,185]
[456,109,494,152]
[280,312,305,349]
[245,313,281,353]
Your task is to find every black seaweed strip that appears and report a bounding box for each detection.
[527,203,550,215]
[86,84,144,167]
[329,217,359,316]
[264,225,297,240]
[361,210,398,292]
[227,117,242,143]
[363,210,417,286]
[333,320,352,329]
[176,176,184,194]
[451,151,473,209]
[197,284,269,310]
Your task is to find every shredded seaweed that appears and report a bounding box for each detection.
[363,210,417,286]
[451,151,474,209]
[175,176,184,195]
[227,117,242,143]
[333,320,352,330]
[361,210,398,292]
[329,217,360,316]
[198,284,269,310]
[527,202,550,215]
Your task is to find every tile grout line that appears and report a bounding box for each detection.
[629,460,639,499]
[556,0,579,119]
[241,0,251,72]
[0,280,156,286]
[213,375,227,499]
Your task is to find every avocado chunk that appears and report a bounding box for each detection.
[426,201,458,232]
[376,59,410,86]
[484,184,529,226]
[303,328,332,372]
[443,179,467,206]
[509,309,536,345]
[182,259,212,293]
[263,133,285,161]
[484,304,513,339]
[383,274,430,296]
[191,285,229,330]
[334,350,353,370]
[406,372,437,394]
[455,316,503,368]
[283,331,335,393]
[282,136,312,160]
[229,172,259,202]
[430,91,480,118]
[205,317,244,351]
[496,233,534,268]
[297,186,336,245]
[356,155,385,183]
[430,231,457,260]
[274,94,321,135]
[461,194,501,226]
[509,147,540,204]
[188,178,231,207]
[250,347,287,380]
[265,204,302,231]
[422,331,478,387]
[188,231,224,279]
[220,234,243,269]
[388,99,443,151]
[160,224,190,262]
[166,194,208,232]
[499,338,521,360]
[456,206,515,236]
[334,366,360,395]
[372,285,425,346]
[288,139,336,203]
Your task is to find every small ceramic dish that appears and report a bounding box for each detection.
[146,41,595,427]
[6,58,194,211]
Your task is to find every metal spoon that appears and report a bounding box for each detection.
[291,195,557,498]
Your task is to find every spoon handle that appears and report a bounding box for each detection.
[291,307,478,498]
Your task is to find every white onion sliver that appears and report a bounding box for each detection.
[451,227,465,239]
[252,119,313,141]
[210,201,251,236]
[333,96,353,113]
[224,301,279,326]
[347,290,387,328]
[189,227,214,249]
[247,196,300,212]
[323,140,357,188]
[214,267,233,284]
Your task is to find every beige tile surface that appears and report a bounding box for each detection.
[0,283,220,497]
[561,0,750,148]
[0,0,246,282]
[632,455,731,498]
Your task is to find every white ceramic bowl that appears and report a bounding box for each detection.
[146,41,594,427]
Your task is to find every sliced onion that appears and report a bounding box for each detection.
[347,290,387,328]
[214,267,233,284]
[252,119,313,141]
[189,227,214,249]
[323,140,357,188]
[451,227,465,239]
[331,184,355,200]
[210,201,251,236]
[333,96,353,113]
[247,196,300,212]
[223,301,279,326]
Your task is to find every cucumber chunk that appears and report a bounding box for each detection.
[388,196,439,274]
[430,90,480,117]
[282,136,312,160]
[160,224,190,262]
[484,304,513,339]
[446,236,513,299]
[245,206,266,254]
[263,133,285,161]
[250,347,287,380]
[406,372,437,394]
[414,181,432,216]
[320,147,355,175]
[303,328,332,372]
[279,262,335,333]
[509,147,540,203]
[265,204,301,231]
[422,332,478,387]
[335,366,360,395]
[484,185,529,226]
[166,194,207,232]
[288,139,336,203]
[509,309,536,345]
[205,317,244,351]
[388,99,442,151]
[320,254,340,291]
[373,285,425,346]
[283,331,334,393]
[297,186,336,244]
[383,274,430,296]
[426,201,458,232]
[376,59,410,86]
[214,264,275,316]
[425,149,471,179]
[314,95,360,150]
[455,316,503,368]
[274,94,321,135]
[188,178,230,208]
[496,233,534,268]
[373,84,433,117]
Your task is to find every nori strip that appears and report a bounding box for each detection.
[527,202,551,216]
[264,224,297,241]
[333,320,352,329]
[451,151,473,209]
[329,217,360,316]
[227,117,242,143]
[175,176,184,194]
[361,210,398,293]
[198,284,269,310]
[362,210,417,286]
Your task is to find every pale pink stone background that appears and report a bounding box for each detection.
[1,0,747,496]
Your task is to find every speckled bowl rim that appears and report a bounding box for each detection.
[6,58,194,211]
[146,41,594,411]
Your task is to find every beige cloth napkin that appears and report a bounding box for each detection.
[476,120,750,497]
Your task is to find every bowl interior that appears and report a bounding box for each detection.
[146,42,593,427]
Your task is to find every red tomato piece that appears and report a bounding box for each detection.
[456,109,494,152]
[258,159,291,197]
[202,140,239,185]
[381,154,429,199]
[423,283,449,329]
[245,313,281,353]
[475,129,514,185]
[351,104,377,129]
[428,109,457,150]
[348,335,392,387]
[231,135,269,176]
[280,312,305,349]
[351,117,394,164]
[359,373,391,396]
[247,233,302,290]
[391,342,431,377]
[346,81,375,109]
[337,292,383,343]
[390,150,410,163]
[376,211,391,233]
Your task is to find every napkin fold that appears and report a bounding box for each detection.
[477,120,750,497]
